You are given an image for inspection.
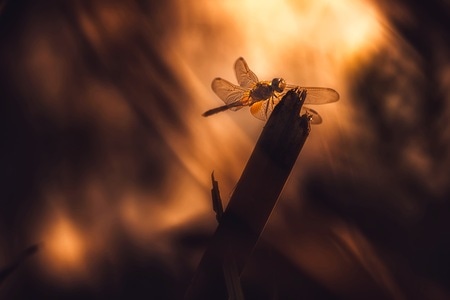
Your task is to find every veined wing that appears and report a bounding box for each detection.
[211,77,248,111]
[285,85,340,105]
[234,57,259,88]
[301,106,322,124]
[249,99,275,121]
[250,100,323,124]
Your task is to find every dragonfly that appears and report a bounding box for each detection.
[202,57,339,124]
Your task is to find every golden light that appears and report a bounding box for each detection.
[174,0,387,155]
[229,0,384,62]
[39,211,88,282]
[119,181,212,250]
[175,0,385,79]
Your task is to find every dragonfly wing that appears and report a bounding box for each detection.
[211,77,248,111]
[249,97,323,124]
[250,101,269,121]
[301,106,322,124]
[249,98,278,121]
[234,57,259,88]
[251,101,323,124]
[285,85,340,105]
[303,87,340,104]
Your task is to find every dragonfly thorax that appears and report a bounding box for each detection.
[250,82,274,101]
[250,78,286,102]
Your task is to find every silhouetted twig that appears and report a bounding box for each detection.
[211,172,224,223]
[0,243,40,286]
[185,89,310,299]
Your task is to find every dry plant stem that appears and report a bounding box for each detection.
[184,89,310,300]
[0,244,40,286]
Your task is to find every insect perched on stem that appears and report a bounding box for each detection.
[203,57,339,124]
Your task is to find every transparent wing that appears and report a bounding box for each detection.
[234,57,259,88]
[250,100,323,124]
[301,106,322,124]
[211,77,248,111]
[285,85,340,105]
[249,98,277,121]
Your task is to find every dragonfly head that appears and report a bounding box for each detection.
[271,78,286,93]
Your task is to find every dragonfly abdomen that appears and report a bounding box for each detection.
[202,101,243,117]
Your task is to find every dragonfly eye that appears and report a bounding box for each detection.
[272,78,286,93]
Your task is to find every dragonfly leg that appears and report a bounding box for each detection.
[265,96,275,118]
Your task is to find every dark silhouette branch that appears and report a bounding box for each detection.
[185,89,310,299]
[0,244,40,286]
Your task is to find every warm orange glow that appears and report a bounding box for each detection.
[39,212,88,282]
[229,0,384,61]
[48,220,83,265]
[176,0,385,79]
[175,0,387,163]
[119,182,212,250]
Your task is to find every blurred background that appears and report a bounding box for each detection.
[0,0,449,299]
